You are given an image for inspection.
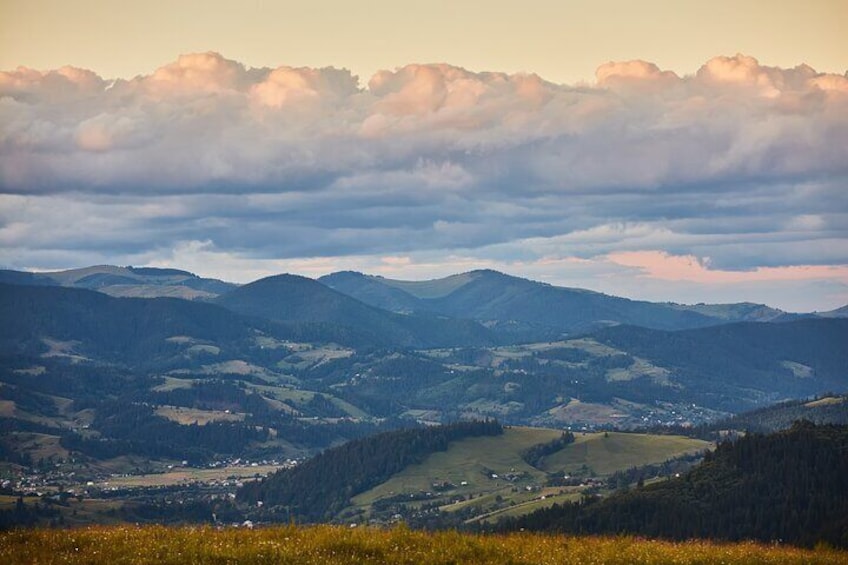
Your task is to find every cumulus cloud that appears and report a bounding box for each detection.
[595,60,681,91]
[1,52,847,310]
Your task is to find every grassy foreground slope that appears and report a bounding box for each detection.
[2,525,846,565]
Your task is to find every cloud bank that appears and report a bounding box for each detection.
[1,53,847,310]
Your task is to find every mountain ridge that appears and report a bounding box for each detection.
[7,264,841,327]
[319,269,789,337]
[213,273,498,348]
[0,265,236,300]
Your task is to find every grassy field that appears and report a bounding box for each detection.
[355,428,708,504]
[539,432,710,475]
[151,376,195,391]
[805,396,846,407]
[460,489,583,523]
[1,525,844,564]
[350,427,709,523]
[352,427,562,509]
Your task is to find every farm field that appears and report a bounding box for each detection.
[90,465,284,488]
[1,525,844,564]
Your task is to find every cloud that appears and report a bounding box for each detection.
[605,250,848,284]
[251,65,359,109]
[595,60,681,91]
[1,52,847,310]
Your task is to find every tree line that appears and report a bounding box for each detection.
[238,420,503,522]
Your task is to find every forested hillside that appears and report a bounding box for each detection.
[0,283,265,368]
[505,422,848,547]
[592,319,848,412]
[712,395,848,433]
[238,420,503,522]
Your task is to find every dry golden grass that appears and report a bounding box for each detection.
[1,525,844,564]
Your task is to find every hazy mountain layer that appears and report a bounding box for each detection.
[0,265,236,300]
[319,270,798,337]
[1,275,847,490]
[214,274,498,349]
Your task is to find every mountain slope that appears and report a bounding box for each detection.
[0,283,263,368]
[426,270,716,332]
[713,394,848,433]
[238,420,503,522]
[592,318,848,411]
[320,270,760,337]
[667,301,786,322]
[820,304,848,318]
[214,274,496,348]
[317,271,426,313]
[0,265,236,299]
[506,422,848,548]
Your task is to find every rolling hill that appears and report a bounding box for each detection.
[237,422,710,526]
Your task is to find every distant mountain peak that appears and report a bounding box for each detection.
[217,271,496,348]
[466,268,504,276]
[252,272,315,284]
[319,268,798,336]
[320,270,368,281]
[0,264,236,300]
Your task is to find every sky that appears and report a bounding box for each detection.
[1,1,847,312]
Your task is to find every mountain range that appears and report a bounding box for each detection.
[4,265,844,343]
[0,265,236,300]
[320,270,799,337]
[1,264,847,472]
[213,274,498,348]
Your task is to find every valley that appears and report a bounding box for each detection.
[4,25,847,560]
[0,266,846,533]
